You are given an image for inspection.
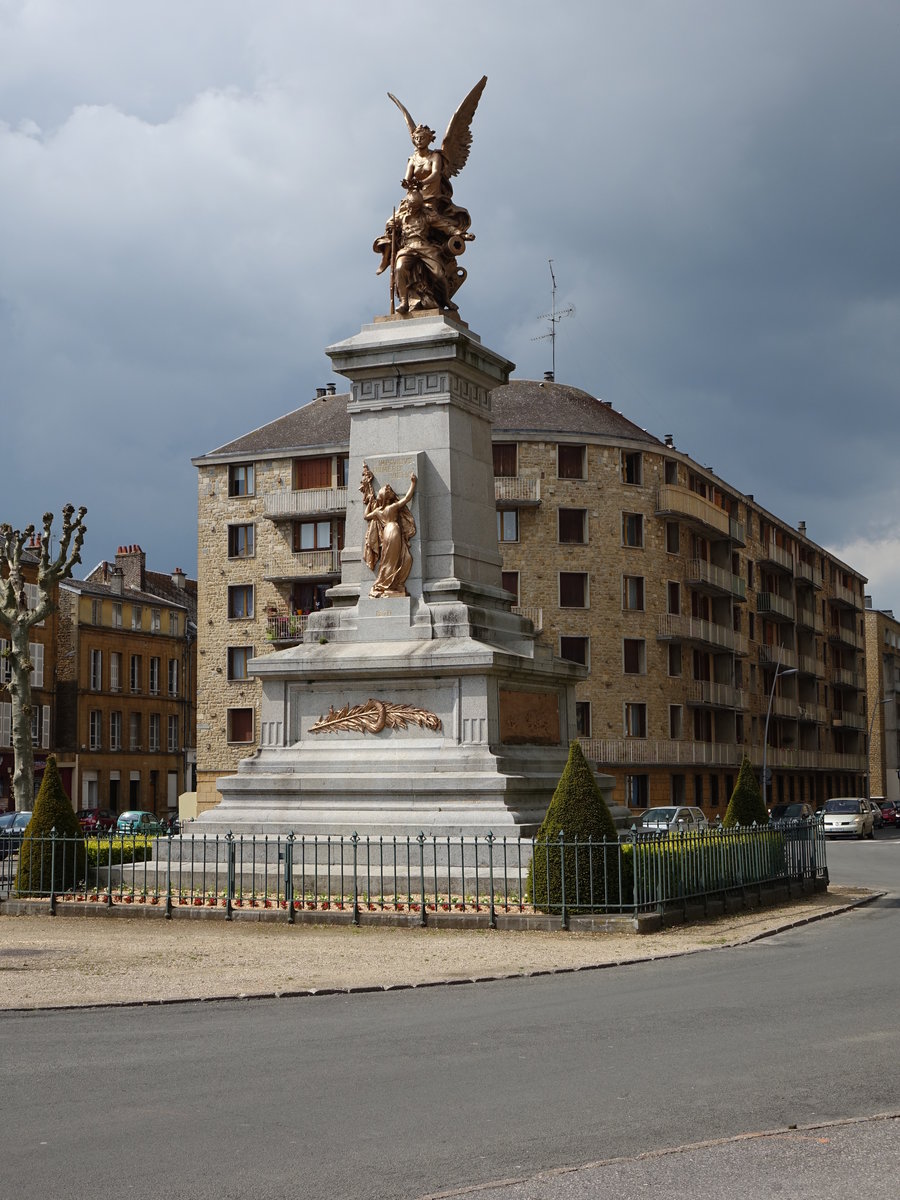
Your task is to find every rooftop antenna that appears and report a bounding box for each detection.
[532,259,574,381]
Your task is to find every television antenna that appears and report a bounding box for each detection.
[532,259,575,380]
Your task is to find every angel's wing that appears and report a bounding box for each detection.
[387,92,417,139]
[440,75,487,178]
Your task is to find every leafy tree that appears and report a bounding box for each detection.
[1,506,86,810]
[527,740,621,911]
[16,755,86,894]
[723,756,769,828]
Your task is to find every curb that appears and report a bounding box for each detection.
[0,890,883,1016]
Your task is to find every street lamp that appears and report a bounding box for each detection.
[866,695,893,799]
[762,648,798,805]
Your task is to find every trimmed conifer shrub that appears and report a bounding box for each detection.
[723,756,769,828]
[527,741,624,911]
[16,755,86,894]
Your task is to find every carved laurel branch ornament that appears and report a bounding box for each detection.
[309,699,442,736]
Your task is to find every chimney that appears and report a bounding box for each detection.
[664,434,674,448]
[172,567,186,591]
[326,383,336,395]
[543,371,554,383]
[109,567,125,596]
[865,594,873,609]
[316,387,326,398]
[798,520,807,536]
[115,543,145,591]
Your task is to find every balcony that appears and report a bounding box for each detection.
[770,695,799,719]
[833,710,866,731]
[655,486,745,544]
[687,559,747,601]
[759,645,798,670]
[797,702,828,724]
[795,603,823,633]
[797,653,825,677]
[264,487,348,520]
[686,681,747,709]
[494,475,541,506]
[265,613,309,643]
[828,623,863,650]
[761,747,866,772]
[795,559,824,589]
[758,538,794,573]
[757,592,796,623]
[578,738,743,767]
[658,613,747,655]
[262,549,342,581]
[512,605,543,632]
[831,579,862,609]
[831,667,863,690]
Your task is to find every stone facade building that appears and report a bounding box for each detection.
[863,600,900,802]
[194,379,868,817]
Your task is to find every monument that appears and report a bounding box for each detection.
[205,79,613,837]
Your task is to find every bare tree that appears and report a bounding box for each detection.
[0,506,87,811]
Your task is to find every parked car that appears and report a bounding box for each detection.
[0,811,33,859]
[769,802,814,823]
[867,800,885,830]
[77,807,117,833]
[878,800,899,826]
[634,806,708,834]
[115,810,169,836]
[821,797,875,840]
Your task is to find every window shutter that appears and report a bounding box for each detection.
[42,705,50,749]
[0,703,11,747]
[30,642,45,688]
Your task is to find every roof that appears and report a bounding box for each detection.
[491,380,664,445]
[195,391,351,462]
[64,574,196,614]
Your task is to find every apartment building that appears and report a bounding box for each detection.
[864,600,900,802]
[0,548,59,808]
[193,379,868,817]
[55,545,197,815]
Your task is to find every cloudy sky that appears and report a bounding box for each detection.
[2,1,898,603]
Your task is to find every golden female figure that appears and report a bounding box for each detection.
[363,473,417,598]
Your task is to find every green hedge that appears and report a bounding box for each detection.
[85,837,153,868]
[625,829,788,902]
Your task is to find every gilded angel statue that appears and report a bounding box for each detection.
[374,76,487,316]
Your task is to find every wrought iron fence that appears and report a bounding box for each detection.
[0,820,827,925]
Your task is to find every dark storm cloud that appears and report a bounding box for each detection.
[0,1,898,598]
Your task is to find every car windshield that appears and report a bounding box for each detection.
[641,809,678,823]
[824,799,859,814]
[0,813,17,830]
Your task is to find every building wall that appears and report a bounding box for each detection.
[864,606,900,801]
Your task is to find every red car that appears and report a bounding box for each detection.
[77,807,117,833]
[878,800,898,826]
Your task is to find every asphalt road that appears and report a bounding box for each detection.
[1,833,897,1200]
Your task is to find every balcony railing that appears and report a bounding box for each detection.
[687,559,747,600]
[263,549,342,579]
[265,614,309,642]
[264,487,349,519]
[833,711,865,731]
[831,667,863,690]
[828,623,863,650]
[795,604,823,632]
[797,653,825,677]
[658,613,747,655]
[758,539,794,573]
[759,645,798,670]
[685,681,747,709]
[512,605,543,632]
[795,559,824,589]
[770,695,799,719]
[797,702,828,724]
[830,579,862,609]
[494,475,541,505]
[757,592,796,622]
[655,486,744,543]
[579,738,743,767]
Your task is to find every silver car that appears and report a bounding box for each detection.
[635,806,708,834]
[822,797,875,840]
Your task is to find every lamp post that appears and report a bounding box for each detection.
[762,648,798,807]
[866,696,893,799]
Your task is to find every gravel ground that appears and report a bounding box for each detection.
[0,887,873,1010]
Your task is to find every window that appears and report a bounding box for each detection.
[151,608,161,633]
[668,644,682,677]
[227,708,254,744]
[623,513,643,547]
[228,585,254,619]
[667,581,680,615]
[666,522,680,554]
[623,639,645,674]
[694,776,704,805]
[497,511,519,542]
[710,776,720,807]
[228,524,255,559]
[623,575,644,611]
[665,459,678,485]
[559,572,588,608]
[560,636,589,666]
[32,705,50,749]
[625,703,647,737]
[0,640,10,686]
[129,713,141,751]
[575,701,591,738]
[168,658,179,696]
[622,451,642,485]
[493,443,517,477]
[293,456,332,490]
[149,657,160,695]
[625,775,649,809]
[91,599,102,624]
[670,705,683,739]
[112,602,122,628]
[558,508,587,544]
[228,462,255,497]
[293,520,332,551]
[227,647,253,681]
[167,715,179,753]
[557,444,586,479]
[501,571,519,603]
[110,711,122,751]
[90,649,103,691]
[169,612,179,636]
[131,605,143,631]
[130,654,142,693]
[110,652,122,692]
[149,714,161,752]
[339,455,350,487]
[30,643,44,688]
[89,710,102,751]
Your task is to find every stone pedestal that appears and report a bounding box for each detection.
[204,314,614,837]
